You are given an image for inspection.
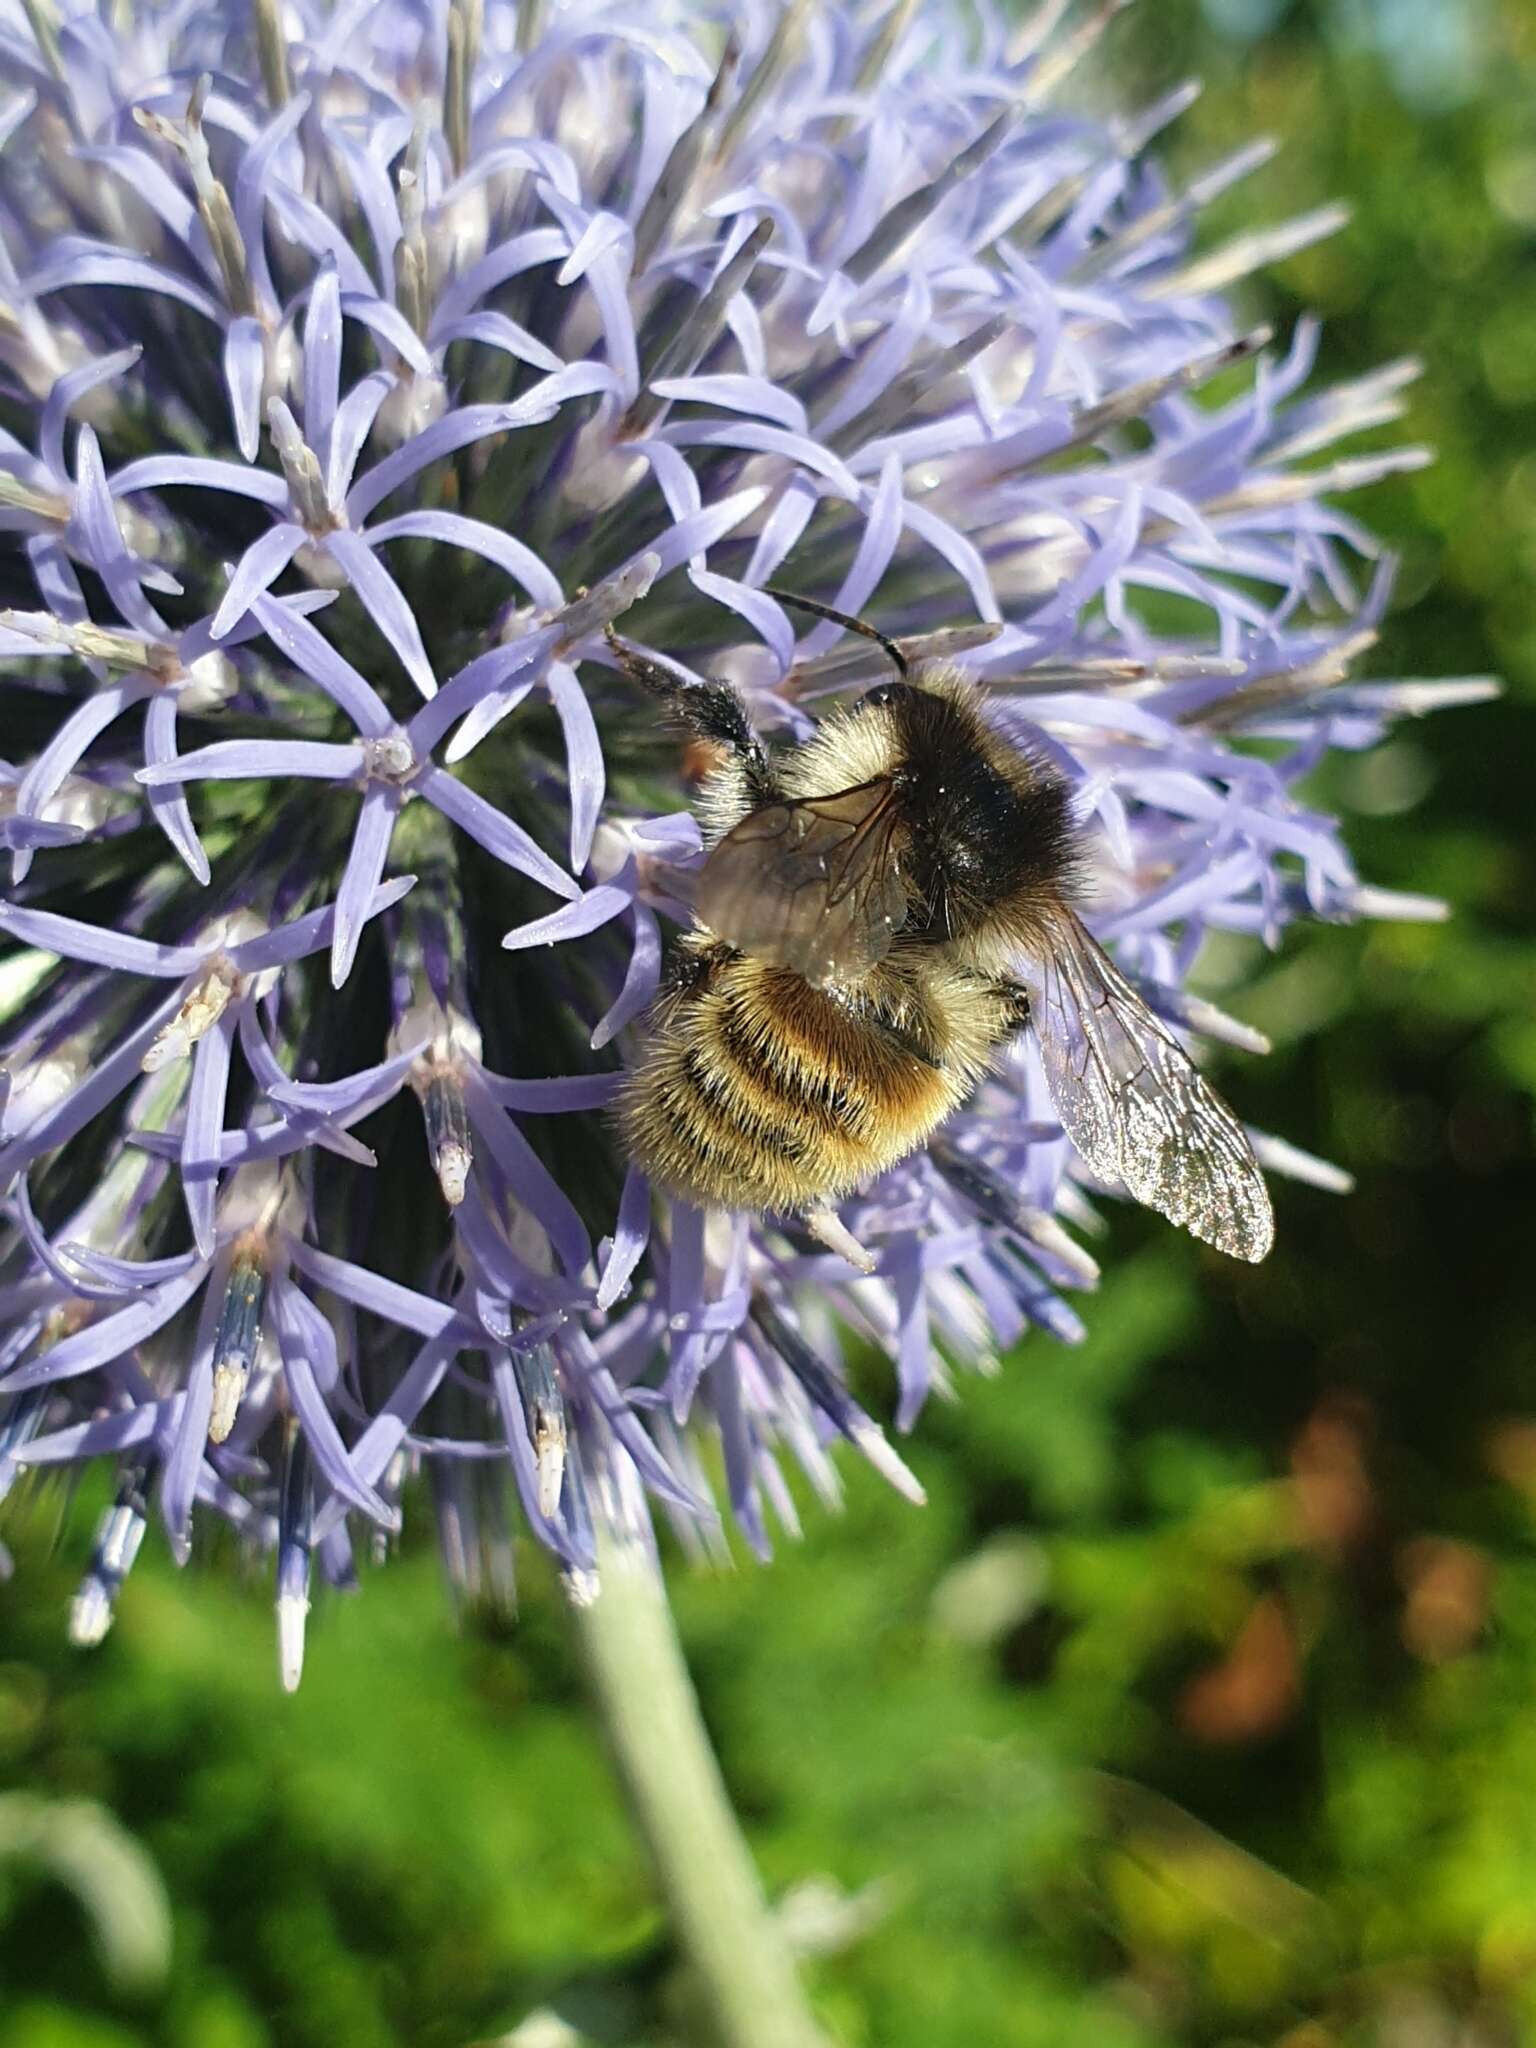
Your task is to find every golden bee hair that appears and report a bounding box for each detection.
[605,604,1273,1265]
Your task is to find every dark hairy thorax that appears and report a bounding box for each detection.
[887,689,1077,943]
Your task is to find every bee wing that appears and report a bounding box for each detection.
[1028,908,1274,1262]
[695,776,908,986]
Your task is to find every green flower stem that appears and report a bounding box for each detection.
[570,1526,830,2048]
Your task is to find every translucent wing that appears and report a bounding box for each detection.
[1028,908,1274,1262]
[695,777,908,987]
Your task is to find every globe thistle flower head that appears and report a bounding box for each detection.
[0,0,1491,1682]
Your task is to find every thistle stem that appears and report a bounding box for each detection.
[569,1526,829,2048]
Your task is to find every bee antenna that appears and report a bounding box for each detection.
[764,587,910,677]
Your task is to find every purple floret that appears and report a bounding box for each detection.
[0,0,1485,1682]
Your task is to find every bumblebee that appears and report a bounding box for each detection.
[608,597,1273,1271]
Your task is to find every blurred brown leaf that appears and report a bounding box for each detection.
[1396,1537,1492,1664]
[1179,1595,1299,1746]
[1290,1395,1377,1556]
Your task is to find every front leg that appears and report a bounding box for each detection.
[992,978,1033,1037]
[605,628,778,806]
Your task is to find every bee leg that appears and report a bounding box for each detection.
[866,1011,943,1070]
[605,630,777,799]
[992,979,1033,1035]
[802,1207,879,1276]
[659,938,732,998]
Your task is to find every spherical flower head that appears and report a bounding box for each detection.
[0,0,1489,1684]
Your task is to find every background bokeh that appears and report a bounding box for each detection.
[2,2,1533,2043]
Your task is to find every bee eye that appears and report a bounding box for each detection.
[859,682,909,710]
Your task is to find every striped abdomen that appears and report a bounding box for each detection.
[619,944,980,1215]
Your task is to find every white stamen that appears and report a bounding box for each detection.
[134,79,254,314]
[1198,446,1433,520]
[208,1358,249,1445]
[374,370,448,448]
[0,615,236,708]
[0,771,121,843]
[1147,202,1352,301]
[207,1242,268,1446]
[141,957,240,1073]
[67,1495,147,1645]
[803,1208,878,1276]
[1345,677,1502,718]
[253,0,290,106]
[362,732,417,784]
[1348,884,1450,923]
[435,1140,470,1208]
[390,998,483,1068]
[410,1055,475,1209]
[1020,1208,1102,1289]
[534,1409,567,1519]
[68,1581,114,1646]
[849,1419,927,1506]
[0,610,148,667]
[554,552,660,651]
[266,397,336,531]
[178,648,237,712]
[277,1592,309,1693]
[0,472,71,523]
[1248,1132,1356,1196]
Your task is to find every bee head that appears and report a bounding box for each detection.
[856,679,915,712]
[847,667,1078,948]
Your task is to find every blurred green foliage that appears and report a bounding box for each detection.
[3,3,1535,2044]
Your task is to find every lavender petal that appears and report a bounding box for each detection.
[592,901,661,1050]
[15,676,152,824]
[224,317,267,463]
[287,1242,473,1343]
[247,590,394,735]
[311,1336,456,1543]
[137,738,362,786]
[40,346,143,482]
[271,1278,396,1525]
[500,884,631,952]
[461,1067,593,1277]
[597,1166,652,1311]
[181,1011,236,1258]
[159,1341,215,1560]
[367,510,565,611]
[325,529,438,698]
[340,292,436,377]
[476,1073,625,1112]
[230,876,415,973]
[210,523,307,639]
[416,766,578,901]
[302,260,343,469]
[0,990,184,1180]
[266,1041,425,1118]
[109,455,291,508]
[345,373,613,524]
[27,244,223,324]
[544,660,605,869]
[0,902,205,977]
[143,694,212,884]
[330,785,398,988]
[410,629,557,760]
[0,1264,205,1393]
[16,1398,184,1467]
[12,1173,134,1303]
[325,372,395,507]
